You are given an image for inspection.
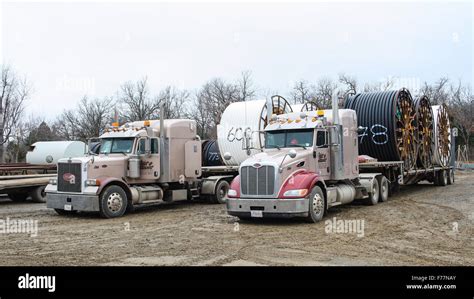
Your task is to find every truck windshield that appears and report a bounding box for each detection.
[100,138,134,154]
[265,129,314,149]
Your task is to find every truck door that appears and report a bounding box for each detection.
[137,137,160,180]
[314,130,330,177]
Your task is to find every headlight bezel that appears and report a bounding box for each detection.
[282,188,308,198]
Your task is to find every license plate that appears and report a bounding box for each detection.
[250,210,263,218]
[64,204,72,211]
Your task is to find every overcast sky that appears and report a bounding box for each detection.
[1,1,472,120]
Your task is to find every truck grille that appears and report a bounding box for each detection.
[240,165,275,196]
[57,162,82,193]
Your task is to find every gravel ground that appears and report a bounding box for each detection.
[0,171,472,266]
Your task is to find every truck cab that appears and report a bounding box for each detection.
[46,118,202,218]
[226,108,383,223]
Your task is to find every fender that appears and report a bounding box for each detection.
[227,175,241,198]
[96,177,131,199]
[278,169,322,198]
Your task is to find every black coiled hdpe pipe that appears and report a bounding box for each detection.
[344,88,417,170]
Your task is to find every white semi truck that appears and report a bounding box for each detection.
[225,95,454,222]
[45,105,240,218]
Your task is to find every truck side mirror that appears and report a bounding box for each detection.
[288,149,297,159]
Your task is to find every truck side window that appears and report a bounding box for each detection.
[138,139,146,155]
[316,131,328,148]
[151,138,159,154]
[138,138,159,154]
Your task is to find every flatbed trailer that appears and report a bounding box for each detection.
[359,160,454,193]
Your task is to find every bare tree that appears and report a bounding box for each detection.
[421,77,450,104]
[314,78,338,108]
[0,66,30,163]
[54,96,114,141]
[119,77,160,122]
[53,109,80,141]
[157,86,190,119]
[191,75,253,139]
[290,80,314,104]
[449,81,473,155]
[338,73,358,96]
[237,70,256,102]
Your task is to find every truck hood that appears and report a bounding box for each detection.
[242,148,310,168]
[57,155,129,179]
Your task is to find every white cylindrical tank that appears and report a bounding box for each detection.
[217,98,292,166]
[431,104,451,167]
[26,141,87,165]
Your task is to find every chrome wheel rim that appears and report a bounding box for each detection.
[312,193,324,216]
[107,192,123,213]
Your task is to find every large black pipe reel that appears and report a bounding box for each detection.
[344,88,417,170]
[414,95,433,168]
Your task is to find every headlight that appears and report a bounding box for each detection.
[227,189,238,197]
[85,179,100,186]
[283,189,308,197]
[49,179,57,185]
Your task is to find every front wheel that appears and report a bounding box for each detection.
[99,185,128,218]
[211,180,230,204]
[305,186,326,223]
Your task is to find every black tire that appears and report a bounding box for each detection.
[447,169,454,185]
[30,185,47,203]
[99,185,128,218]
[54,209,77,216]
[437,170,447,187]
[433,172,440,186]
[211,180,230,204]
[8,192,28,202]
[377,176,389,202]
[305,186,326,223]
[364,178,379,205]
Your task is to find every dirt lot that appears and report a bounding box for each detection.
[0,172,472,266]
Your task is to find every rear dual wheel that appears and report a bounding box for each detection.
[364,178,379,205]
[447,169,454,185]
[30,185,47,203]
[210,180,229,204]
[435,170,448,186]
[8,192,29,202]
[377,176,389,203]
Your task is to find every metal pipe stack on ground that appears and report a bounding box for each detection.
[344,88,417,170]
[414,95,434,168]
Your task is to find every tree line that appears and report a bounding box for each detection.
[1,65,472,163]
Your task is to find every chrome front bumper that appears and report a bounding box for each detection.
[226,197,309,218]
[46,192,100,212]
